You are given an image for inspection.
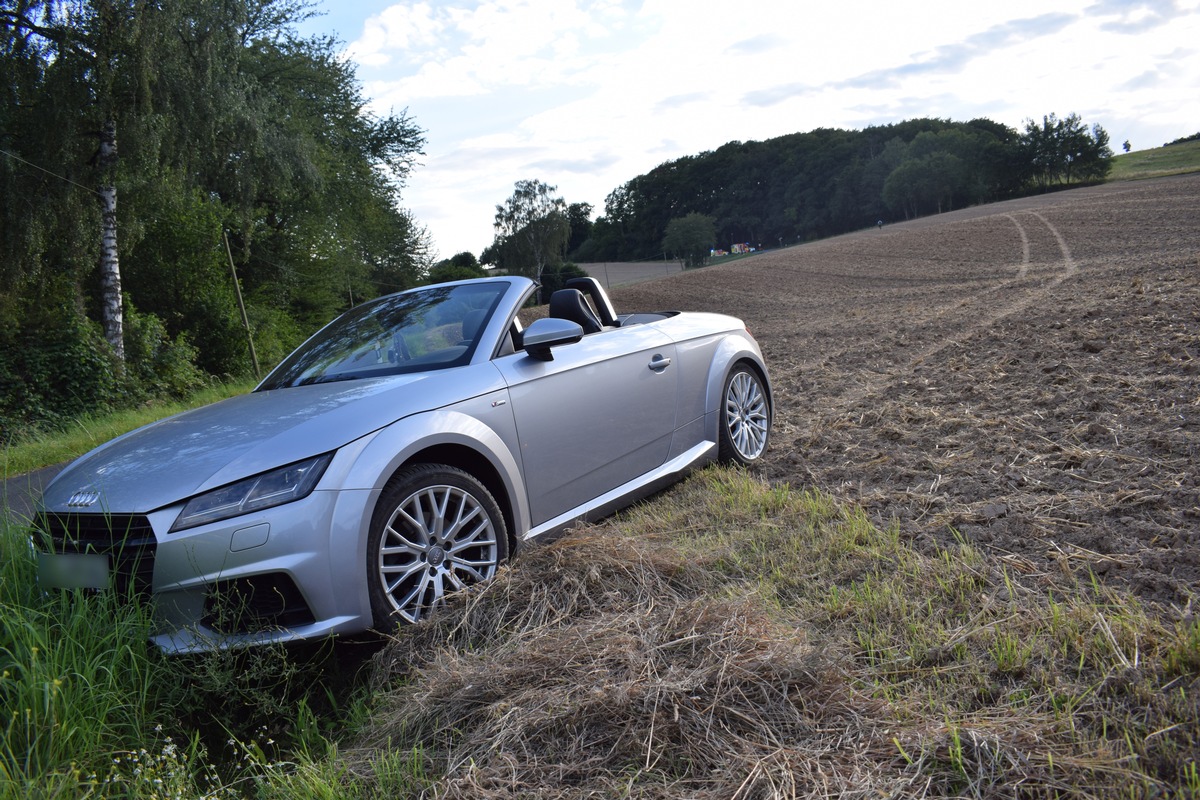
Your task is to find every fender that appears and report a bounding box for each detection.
[315,397,530,628]
[339,394,531,536]
[702,332,773,443]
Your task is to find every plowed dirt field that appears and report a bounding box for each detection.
[610,174,1199,615]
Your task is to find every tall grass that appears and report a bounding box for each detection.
[0,376,422,798]
[0,521,185,797]
[0,517,364,799]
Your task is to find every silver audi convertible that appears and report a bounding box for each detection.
[35,276,771,652]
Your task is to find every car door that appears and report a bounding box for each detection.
[494,324,678,528]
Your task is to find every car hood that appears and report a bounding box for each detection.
[41,367,503,515]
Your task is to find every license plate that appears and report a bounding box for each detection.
[38,552,110,590]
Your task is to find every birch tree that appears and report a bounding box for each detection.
[491,179,570,291]
[97,118,123,360]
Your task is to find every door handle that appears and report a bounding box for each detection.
[648,355,671,371]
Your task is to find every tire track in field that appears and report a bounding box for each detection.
[794,209,1078,419]
[901,210,1077,366]
[1004,213,1031,280]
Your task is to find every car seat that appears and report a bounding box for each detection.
[548,289,603,334]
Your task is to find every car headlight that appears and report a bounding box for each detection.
[170,454,334,532]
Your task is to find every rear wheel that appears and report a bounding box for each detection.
[367,464,507,628]
[718,364,770,465]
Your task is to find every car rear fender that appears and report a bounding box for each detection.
[703,334,773,440]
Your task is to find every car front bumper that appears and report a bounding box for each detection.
[142,485,376,652]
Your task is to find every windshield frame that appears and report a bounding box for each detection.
[256,280,513,391]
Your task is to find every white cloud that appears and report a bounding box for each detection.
[349,2,447,64]
[303,0,1200,258]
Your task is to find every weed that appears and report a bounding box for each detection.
[989,630,1033,675]
[1166,619,1200,675]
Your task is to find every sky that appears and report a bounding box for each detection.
[296,0,1200,260]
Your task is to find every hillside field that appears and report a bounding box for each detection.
[613,173,1199,617]
[3,174,1197,799]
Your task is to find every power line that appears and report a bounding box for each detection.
[0,146,102,197]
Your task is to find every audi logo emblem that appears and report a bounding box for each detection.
[67,490,101,508]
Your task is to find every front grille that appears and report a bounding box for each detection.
[35,513,156,597]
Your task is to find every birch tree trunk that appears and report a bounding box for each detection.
[98,118,124,363]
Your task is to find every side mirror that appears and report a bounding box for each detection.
[522,317,584,361]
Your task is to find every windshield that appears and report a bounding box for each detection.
[258,282,510,390]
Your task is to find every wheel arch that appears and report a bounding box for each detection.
[704,340,774,422]
[343,407,530,557]
[695,329,773,463]
[391,442,520,554]
[730,357,772,417]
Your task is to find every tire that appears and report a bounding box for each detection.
[718,364,771,465]
[367,464,508,628]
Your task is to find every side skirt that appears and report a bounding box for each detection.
[523,440,716,543]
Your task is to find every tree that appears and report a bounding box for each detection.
[449,251,481,269]
[427,251,486,284]
[1,0,156,364]
[538,261,589,296]
[662,213,716,268]
[566,201,593,256]
[882,159,925,220]
[490,179,570,292]
[1020,113,1112,190]
[1065,120,1113,184]
[0,0,429,436]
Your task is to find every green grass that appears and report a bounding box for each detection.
[0,523,184,797]
[1109,139,1200,181]
[0,516,377,799]
[1,379,255,477]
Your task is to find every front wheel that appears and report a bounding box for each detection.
[718,364,771,465]
[367,464,508,628]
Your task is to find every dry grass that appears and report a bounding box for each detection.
[336,469,1200,798]
[350,525,896,798]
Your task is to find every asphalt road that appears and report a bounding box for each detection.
[3,463,66,526]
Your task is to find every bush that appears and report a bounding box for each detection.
[425,262,487,284]
[0,301,120,442]
[1165,132,1200,146]
[244,303,305,376]
[123,301,207,401]
[0,299,218,442]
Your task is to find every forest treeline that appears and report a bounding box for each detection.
[1,1,1114,441]
[1,0,429,441]
[569,114,1113,262]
